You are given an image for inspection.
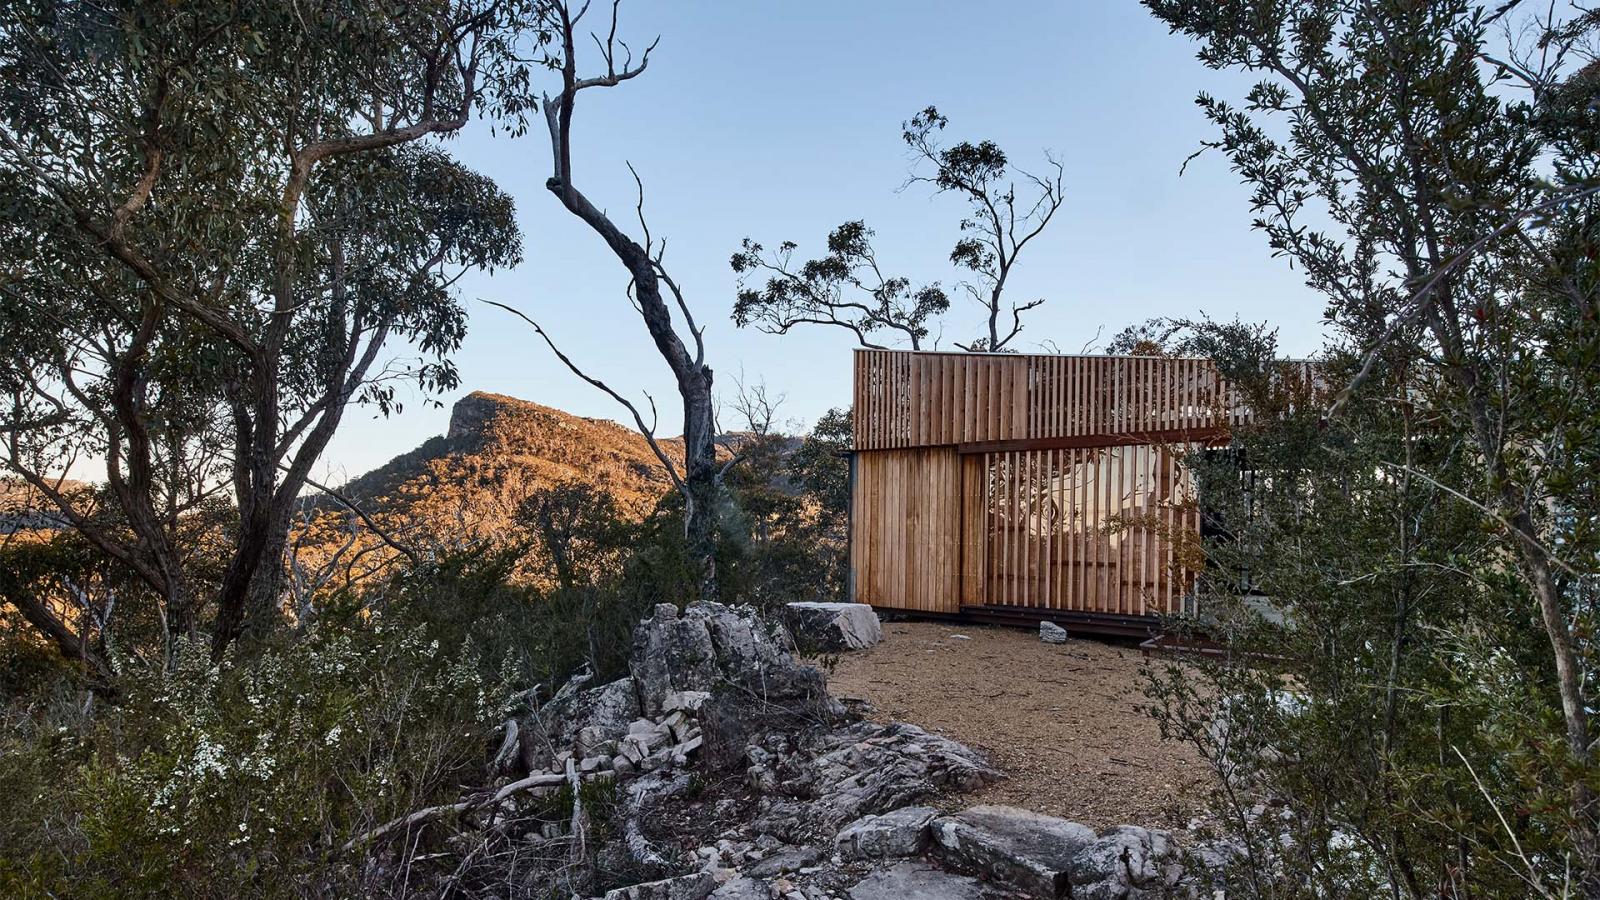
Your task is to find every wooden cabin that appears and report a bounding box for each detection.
[848,349,1265,636]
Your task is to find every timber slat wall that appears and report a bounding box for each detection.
[851,351,1320,619]
[853,349,1250,451]
[964,445,1199,616]
[850,349,1267,619]
[850,448,962,614]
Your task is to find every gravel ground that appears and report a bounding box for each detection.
[827,620,1211,830]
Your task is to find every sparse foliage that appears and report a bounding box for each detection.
[730,221,950,349]
[733,108,1063,352]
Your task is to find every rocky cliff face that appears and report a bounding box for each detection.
[289,392,689,570]
[343,391,684,518]
[0,478,89,536]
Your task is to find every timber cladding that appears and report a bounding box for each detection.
[852,348,1248,451]
[850,349,1258,623]
[850,447,962,615]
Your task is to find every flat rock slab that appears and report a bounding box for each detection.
[746,844,825,878]
[847,861,990,900]
[836,806,937,860]
[708,877,767,900]
[930,805,1096,899]
[786,602,883,652]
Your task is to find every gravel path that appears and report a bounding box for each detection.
[827,620,1210,830]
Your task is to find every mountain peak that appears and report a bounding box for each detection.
[447,391,524,444]
[331,391,682,541]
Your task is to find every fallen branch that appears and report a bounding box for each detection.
[490,718,521,777]
[341,772,567,854]
[566,755,591,882]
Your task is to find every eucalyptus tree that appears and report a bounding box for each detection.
[499,0,724,603]
[1143,0,1600,892]
[732,107,1063,352]
[0,1,533,664]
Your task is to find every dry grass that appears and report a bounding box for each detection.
[827,620,1210,830]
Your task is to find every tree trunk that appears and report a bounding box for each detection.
[540,0,720,603]
[682,388,719,603]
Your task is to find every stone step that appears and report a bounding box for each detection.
[928,805,1095,899]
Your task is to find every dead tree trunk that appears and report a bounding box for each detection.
[538,1,718,601]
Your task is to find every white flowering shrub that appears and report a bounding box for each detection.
[0,524,691,897]
[0,615,515,898]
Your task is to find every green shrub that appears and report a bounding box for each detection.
[0,614,512,899]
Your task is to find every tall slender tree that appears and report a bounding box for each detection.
[510,0,722,602]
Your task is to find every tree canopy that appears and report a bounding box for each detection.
[0,0,534,664]
[1141,0,1600,893]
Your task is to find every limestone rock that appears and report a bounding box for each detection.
[785,602,883,652]
[666,690,712,713]
[1038,622,1068,644]
[745,844,825,878]
[530,675,640,751]
[603,871,716,900]
[835,806,937,860]
[846,861,989,900]
[630,602,841,721]
[751,722,1000,843]
[930,805,1096,898]
[1068,825,1182,900]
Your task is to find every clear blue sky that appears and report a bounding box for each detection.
[319,1,1327,482]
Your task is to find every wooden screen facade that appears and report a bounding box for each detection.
[850,349,1236,625]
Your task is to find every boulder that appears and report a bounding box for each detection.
[630,602,841,721]
[665,690,712,713]
[930,805,1096,898]
[528,675,640,752]
[1038,621,1068,644]
[1068,825,1183,900]
[785,602,883,652]
[603,871,716,900]
[847,861,989,900]
[835,806,937,860]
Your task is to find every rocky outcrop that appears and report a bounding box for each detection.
[531,674,642,751]
[1068,825,1184,899]
[785,602,883,652]
[929,806,1187,899]
[744,720,1001,845]
[846,861,991,899]
[630,602,841,721]
[501,602,1205,900]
